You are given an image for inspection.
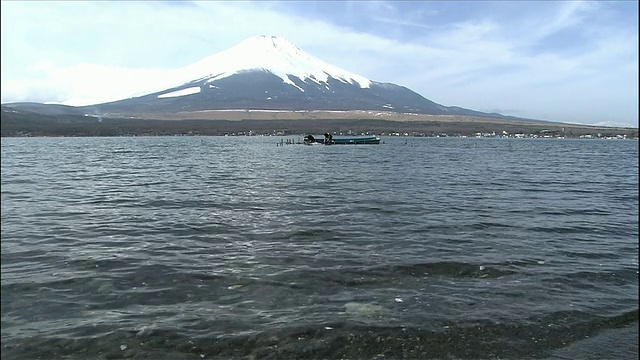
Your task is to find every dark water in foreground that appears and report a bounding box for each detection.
[1,136,638,359]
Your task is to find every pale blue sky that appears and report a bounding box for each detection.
[1,1,638,127]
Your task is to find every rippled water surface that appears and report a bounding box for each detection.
[1,136,638,359]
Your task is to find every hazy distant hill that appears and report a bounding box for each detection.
[3,102,88,117]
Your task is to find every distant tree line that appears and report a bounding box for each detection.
[1,110,637,138]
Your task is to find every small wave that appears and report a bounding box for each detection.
[375,261,517,279]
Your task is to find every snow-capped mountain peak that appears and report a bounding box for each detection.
[63,35,498,119]
[181,35,372,90]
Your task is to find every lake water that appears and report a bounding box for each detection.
[1,136,638,359]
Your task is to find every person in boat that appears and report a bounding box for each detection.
[324,132,333,144]
[306,134,316,143]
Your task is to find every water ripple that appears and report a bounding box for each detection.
[2,136,637,359]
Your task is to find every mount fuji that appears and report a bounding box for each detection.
[8,36,512,120]
[76,35,512,119]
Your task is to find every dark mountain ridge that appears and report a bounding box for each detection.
[81,70,499,118]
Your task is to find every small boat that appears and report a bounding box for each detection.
[304,134,381,145]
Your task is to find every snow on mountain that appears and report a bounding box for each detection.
[157,86,201,98]
[178,35,372,92]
